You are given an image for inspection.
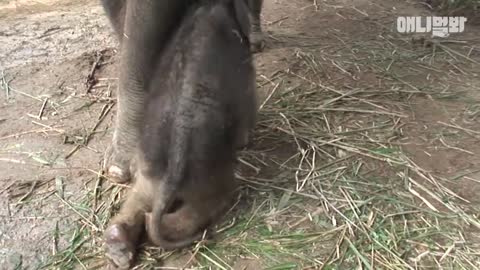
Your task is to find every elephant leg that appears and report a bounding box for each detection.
[247,0,264,52]
[100,0,126,40]
[103,0,188,183]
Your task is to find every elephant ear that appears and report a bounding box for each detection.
[232,0,251,41]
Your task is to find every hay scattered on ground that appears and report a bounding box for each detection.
[427,0,479,23]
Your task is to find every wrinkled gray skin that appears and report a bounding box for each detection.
[101,0,263,184]
[103,0,257,269]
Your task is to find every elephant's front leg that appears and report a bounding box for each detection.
[248,0,265,53]
[104,0,187,183]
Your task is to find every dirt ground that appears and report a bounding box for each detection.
[0,0,479,269]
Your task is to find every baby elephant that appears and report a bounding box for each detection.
[103,0,257,269]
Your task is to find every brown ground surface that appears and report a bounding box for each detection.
[0,0,479,269]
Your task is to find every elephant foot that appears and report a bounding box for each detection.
[250,31,265,53]
[104,145,131,183]
[104,224,136,270]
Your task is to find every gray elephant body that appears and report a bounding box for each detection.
[100,0,263,184]
[103,0,257,269]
